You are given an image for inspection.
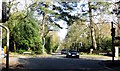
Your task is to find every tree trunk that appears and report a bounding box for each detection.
[118,16,120,35]
[42,37,45,54]
[88,2,97,50]
[116,2,120,36]
[13,41,16,52]
[41,14,46,54]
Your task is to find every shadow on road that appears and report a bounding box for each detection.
[18,56,108,71]
[1,55,119,71]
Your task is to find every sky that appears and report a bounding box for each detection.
[55,20,68,41]
[17,0,68,41]
[0,0,68,41]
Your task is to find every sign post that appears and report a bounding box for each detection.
[1,0,10,71]
[0,23,9,71]
[111,22,115,64]
[0,1,2,71]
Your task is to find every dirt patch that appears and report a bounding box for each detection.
[2,63,24,69]
[2,63,25,71]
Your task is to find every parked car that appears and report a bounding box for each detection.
[66,50,79,58]
[61,49,67,54]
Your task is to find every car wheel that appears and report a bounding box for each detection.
[76,56,79,58]
[66,55,69,58]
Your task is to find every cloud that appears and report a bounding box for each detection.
[57,29,68,41]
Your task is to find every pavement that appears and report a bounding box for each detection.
[1,53,120,71]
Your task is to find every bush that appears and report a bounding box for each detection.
[33,50,42,54]
[16,49,26,54]
[96,37,112,51]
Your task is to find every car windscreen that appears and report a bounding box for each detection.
[69,50,77,52]
[62,49,67,51]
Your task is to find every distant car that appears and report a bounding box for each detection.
[66,50,79,58]
[61,49,67,54]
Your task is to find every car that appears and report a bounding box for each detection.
[61,49,67,54]
[66,50,79,58]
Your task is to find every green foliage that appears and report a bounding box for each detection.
[63,20,91,49]
[63,20,112,51]
[13,18,41,50]
[96,37,112,51]
[45,36,51,53]
[114,40,120,46]
[16,49,26,54]
[2,1,114,54]
[45,31,60,54]
[94,23,112,51]
[5,11,42,52]
[33,50,42,54]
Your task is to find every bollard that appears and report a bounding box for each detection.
[115,46,119,58]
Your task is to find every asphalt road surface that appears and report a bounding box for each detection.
[2,54,115,71]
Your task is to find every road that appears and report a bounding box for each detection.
[2,54,116,71]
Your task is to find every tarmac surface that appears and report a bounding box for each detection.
[1,53,120,71]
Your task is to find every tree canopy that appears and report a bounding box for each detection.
[2,0,118,54]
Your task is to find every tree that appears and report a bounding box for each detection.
[62,1,113,52]
[113,1,120,36]
[45,31,60,54]
[88,2,97,50]
[63,20,90,50]
[4,11,42,52]
[3,1,114,53]
[50,1,113,50]
[2,0,43,52]
[27,2,63,54]
[94,22,112,51]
